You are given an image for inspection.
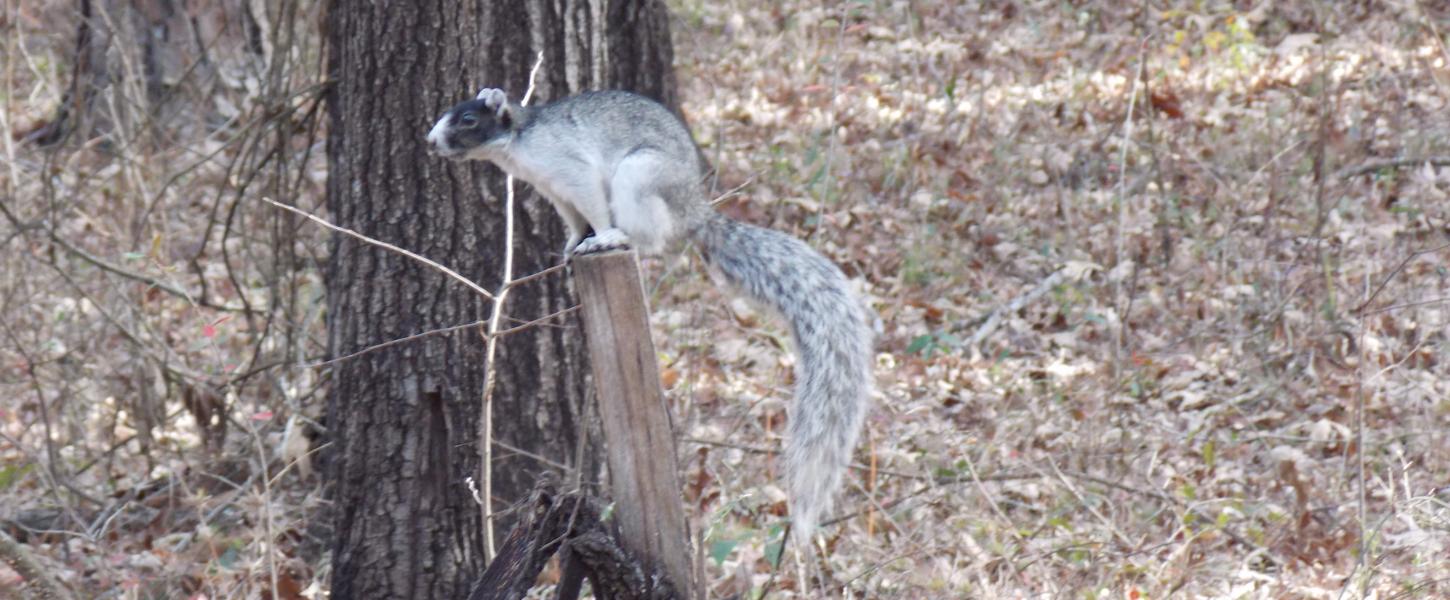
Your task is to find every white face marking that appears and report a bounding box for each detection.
[426,115,450,151]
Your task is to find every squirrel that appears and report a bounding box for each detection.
[426,88,873,548]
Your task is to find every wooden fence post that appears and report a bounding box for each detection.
[571,250,695,598]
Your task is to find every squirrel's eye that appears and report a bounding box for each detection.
[458,112,479,127]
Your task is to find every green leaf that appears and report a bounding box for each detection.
[217,544,241,569]
[709,539,738,566]
[764,524,786,568]
[906,334,934,355]
[0,463,34,490]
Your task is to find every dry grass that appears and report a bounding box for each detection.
[2,0,1449,598]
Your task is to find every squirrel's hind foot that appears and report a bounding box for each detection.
[570,228,632,257]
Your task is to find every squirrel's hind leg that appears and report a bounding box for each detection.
[608,151,690,256]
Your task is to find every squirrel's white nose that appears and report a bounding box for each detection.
[425,117,449,152]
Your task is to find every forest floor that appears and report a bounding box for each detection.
[661,1,1450,598]
[3,1,1449,599]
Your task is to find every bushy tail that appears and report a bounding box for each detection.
[693,213,873,546]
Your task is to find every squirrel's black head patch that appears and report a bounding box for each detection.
[426,98,513,159]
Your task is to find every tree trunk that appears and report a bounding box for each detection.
[323,1,677,598]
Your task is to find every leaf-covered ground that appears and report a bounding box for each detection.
[2,1,1448,599]
[661,1,1450,597]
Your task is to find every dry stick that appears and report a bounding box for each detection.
[310,305,579,368]
[1335,156,1450,179]
[1360,295,1450,316]
[243,416,281,599]
[965,268,1068,351]
[1111,36,1149,382]
[261,142,569,559]
[1048,460,1133,548]
[1350,241,1450,315]
[503,261,568,289]
[261,197,495,301]
[479,50,546,561]
[1348,281,1373,599]
[820,471,1042,527]
[256,200,571,369]
[0,528,74,600]
[1333,230,1450,600]
[0,198,250,313]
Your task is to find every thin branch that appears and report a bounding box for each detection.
[820,471,1040,527]
[707,174,757,207]
[502,261,568,290]
[480,49,547,562]
[964,268,1068,350]
[1351,241,1450,315]
[261,197,496,301]
[1048,460,1133,548]
[1110,35,1150,380]
[1359,295,1450,316]
[311,305,579,368]
[0,529,74,600]
[1336,156,1450,179]
[0,199,249,312]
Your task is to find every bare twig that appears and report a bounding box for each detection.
[1048,460,1133,548]
[1111,36,1150,380]
[1335,156,1450,179]
[243,416,281,599]
[312,305,579,368]
[261,197,496,301]
[0,528,74,600]
[1351,241,1450,315]
[964,268,1069,350]
[1359,295,1450,316]
[0,199,249,312]
[480,50,546,561]
[502,261,568,290]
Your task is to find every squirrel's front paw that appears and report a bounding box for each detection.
[476,88,508,112]
[571,228,632,256]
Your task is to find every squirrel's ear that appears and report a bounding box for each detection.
[498,105,514,129]
[476,88,509,113]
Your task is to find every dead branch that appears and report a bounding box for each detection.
[0,199,248,313]
[0,529,74,600]
[311,305,580,368]
[466,478,677,600]
[1351,241,1450,315]
[1336,156,1450,179]
[262,197,497,301]
[963,268,1068,350]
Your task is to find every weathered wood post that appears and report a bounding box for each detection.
[571,250,696,598]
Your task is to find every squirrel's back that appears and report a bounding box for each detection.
[529,91,701,174]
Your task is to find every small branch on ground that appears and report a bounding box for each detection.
[1335,156,1450,179]
[961,268,1069,351]
[0,528,74,600]
[1351,241,1450,315]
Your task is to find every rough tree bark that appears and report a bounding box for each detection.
[324,1,677,598]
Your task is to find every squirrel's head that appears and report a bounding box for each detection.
[426,90,517,161]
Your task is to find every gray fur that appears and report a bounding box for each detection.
[427,89,874,546]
